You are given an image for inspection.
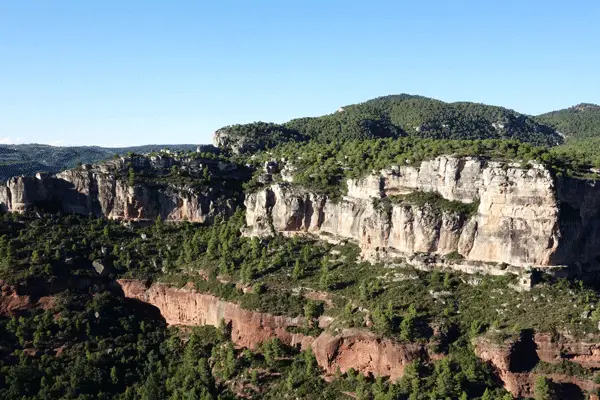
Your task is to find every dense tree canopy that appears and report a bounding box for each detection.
[536,103,600,139]
[217,94,564,153]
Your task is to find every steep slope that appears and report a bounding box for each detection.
[245,155,600,271]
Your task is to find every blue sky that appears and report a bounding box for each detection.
[1,1,599,146]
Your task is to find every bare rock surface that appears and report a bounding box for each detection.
[0,155,239,222]
[246,155,600,270]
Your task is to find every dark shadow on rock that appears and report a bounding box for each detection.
[509,329,539,372]
[123,297,166,325]
[551,177,600,269]
[554,381,585,400]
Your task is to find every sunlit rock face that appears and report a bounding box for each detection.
[0,155,238,222]
[245,156,600,269]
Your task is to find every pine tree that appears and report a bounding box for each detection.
[292,259,303,280]
[154,215,163,235]
[31,250,41,264]
[207,234,218,258]
[319,266,329,290]
[534,376,554,400]
[128,167,135,187]
[400,305,419,341]
[110,366,119,385]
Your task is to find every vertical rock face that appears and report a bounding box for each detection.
[534,332,600,368]
[246,156,563,268]
[473,333,600,398]
[117,280,425,380]
[117,279,313,350]
[116,279,600,396]
[551,178,600,266]
[0,155,240,222]
[311,330,424,381]
[0,173,55,213]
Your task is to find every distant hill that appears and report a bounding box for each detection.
[535,103,600,139]
[6,95,600,180]
[0,143,204,181]
[215,94,564,153]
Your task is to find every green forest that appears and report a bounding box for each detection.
[3,94,600,399]
[217,95,563,152]
[1,208,599,399]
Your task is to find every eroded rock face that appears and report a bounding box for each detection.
[535,332,600,369]
[0,155,239,222]
[117,279,313,350]
[245,156,600,269]
[473,332,600,398]
[311,329,424,381]
[0,277,106,317]
[0,282,55,316]
[117,279,427,380]
[0,174,55,213]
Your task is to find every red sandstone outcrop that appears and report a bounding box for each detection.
[311,329,424,381]
[535,332,600,368]
[8,276,600,395]
[117,279,428,381]
[474,333,600,398]
[0,282,55,316]
[473,335,530,397]
[117,279,313,350]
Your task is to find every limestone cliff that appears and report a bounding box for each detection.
[0,154,243,222]
[245,156,600,270]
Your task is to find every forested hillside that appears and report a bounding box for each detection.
[216,94,564,153]
[536,103,600,139]
[6,95,600,182]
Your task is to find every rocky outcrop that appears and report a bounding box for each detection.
[0,174,56,213]
[474,332,600,398]
[117,279,426,380]
[0,276,107,316]
[7,276,600,395]
[0,155,241,222]
[117,279,313,350]
[0,282,55,316]
[312,329,425,381]
[246,156,600,270]
[535,332,600,369]
[213,124,307,154]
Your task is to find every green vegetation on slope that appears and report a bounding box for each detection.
[373,191,480,218]
[0,210,523,399]
[218,94,563,153]
[2,209,600,397]
[536,103,600,139]
[243,137,599,198]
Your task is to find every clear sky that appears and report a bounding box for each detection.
[1,1,599,146]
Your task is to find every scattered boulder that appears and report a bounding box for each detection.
[92,259,111,276]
